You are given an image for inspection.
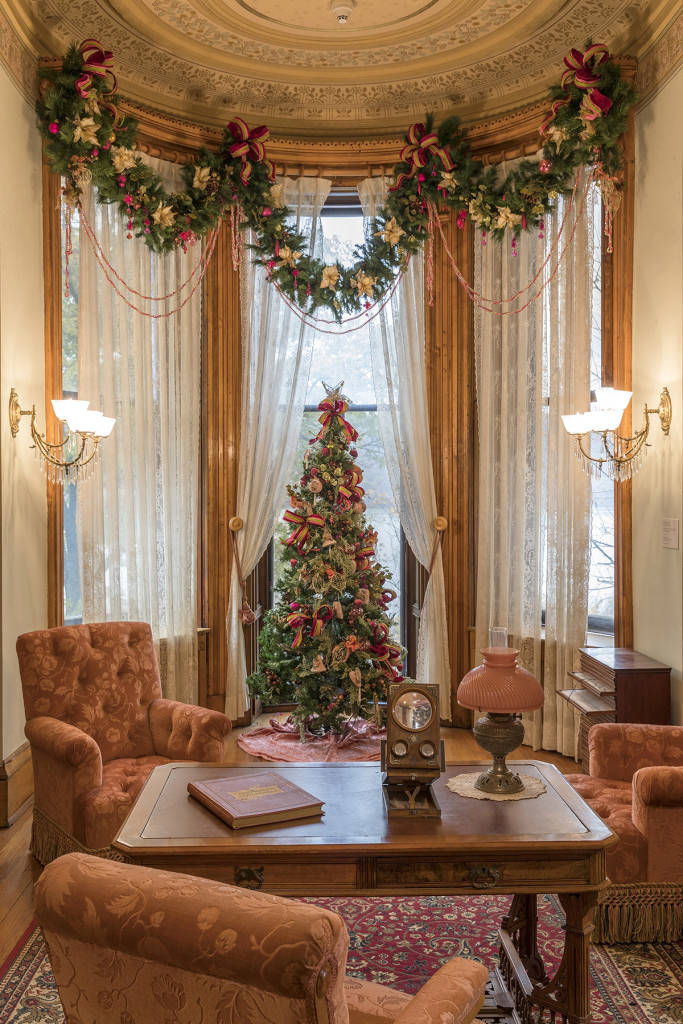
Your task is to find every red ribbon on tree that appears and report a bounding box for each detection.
[315,398,359,442]
[389,122,454,193]
[369,622,403,666]
[226,117,276,186]
[283,508,325,551]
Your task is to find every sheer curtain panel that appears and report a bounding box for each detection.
[358,177,451,718]
[474,165,594,756]
[225,176,331,721]
[77,156,202,704]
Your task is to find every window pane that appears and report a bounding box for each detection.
[587,192,614,632]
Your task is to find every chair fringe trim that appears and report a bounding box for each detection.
[30,807,127,866]
[594,882,683,943]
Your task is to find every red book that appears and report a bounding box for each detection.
[187,772,324,829]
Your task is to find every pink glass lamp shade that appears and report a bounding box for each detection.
[458,648,544,795]
[458,648,544,713]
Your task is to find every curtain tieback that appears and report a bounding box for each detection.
[229,517,256,624]
[428,516,448,575]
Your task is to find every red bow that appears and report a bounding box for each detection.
[283,508,325,551]
[540,44,612,137]
[389,122,454,193]
[315,399,358,442]
[75,39,122,124]
[227,118,275,186]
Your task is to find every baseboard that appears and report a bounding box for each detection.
[0,742,33,827]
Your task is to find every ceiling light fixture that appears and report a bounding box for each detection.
[330,0,356,24]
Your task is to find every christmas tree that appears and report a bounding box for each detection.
[247,384,404,735]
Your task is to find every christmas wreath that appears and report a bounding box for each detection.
[38,40,636,321]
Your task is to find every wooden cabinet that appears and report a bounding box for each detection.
[559,647,671,770]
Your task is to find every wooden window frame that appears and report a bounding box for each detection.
[43,81,635,720]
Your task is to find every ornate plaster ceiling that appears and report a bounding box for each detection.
[9,0,680,138]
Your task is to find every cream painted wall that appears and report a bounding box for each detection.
[0,61,48,760]
[633,64,683,722]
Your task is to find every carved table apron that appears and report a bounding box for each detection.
[114,760,616,1024]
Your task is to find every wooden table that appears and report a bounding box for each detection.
[114,761,616,1024]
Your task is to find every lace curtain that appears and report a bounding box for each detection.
[77,156,202,703]
[474,164,594,756]
[358,177,451,717]
[225,176,331,720]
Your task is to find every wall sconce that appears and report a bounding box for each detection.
[562,386,671,481]
[9,388,115,484]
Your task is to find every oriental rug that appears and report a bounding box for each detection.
[2,895,683,1023]
[237,714,386,762]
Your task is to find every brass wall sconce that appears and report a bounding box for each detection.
[9,388,115,484]
[562,386,671,482]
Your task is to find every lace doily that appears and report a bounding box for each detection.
[446,773,547,801]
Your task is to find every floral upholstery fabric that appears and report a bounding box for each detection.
[17,622,232,856]
[35,854,488,1024]
[566,723,683,885]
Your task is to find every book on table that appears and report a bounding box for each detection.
[187,771,324,829]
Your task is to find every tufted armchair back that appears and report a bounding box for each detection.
[17,622,161,763]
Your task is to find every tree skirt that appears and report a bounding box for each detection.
[4,895,682,1024]
[237,715,385,762]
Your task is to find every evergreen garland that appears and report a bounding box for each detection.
[37,40,636,321]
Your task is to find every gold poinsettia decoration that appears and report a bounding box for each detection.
[84,90,100,116]
[546,125,569,148]
[193,165,211,190]
[73,116,99,146]
[495,206,522,230]
[375,217,405,247]
[350,272,376,298]
[320,264,340,290]
[278,245,302,268]
[111,146,137,173]
[267,183,285,209]
[440,171,457,190]
[152,202,176,229]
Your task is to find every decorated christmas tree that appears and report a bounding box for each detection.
[247,384,404,735]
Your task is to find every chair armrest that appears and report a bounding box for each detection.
[148,699,231,761]
[25,718,102,834]
[633,766,683,807]
[393,958,488,1024]
[589,723,683,782]
[35,853,348,1000]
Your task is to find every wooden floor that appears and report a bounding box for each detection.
[0,721,577,967]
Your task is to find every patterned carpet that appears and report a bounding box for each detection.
[2,894,683,1023]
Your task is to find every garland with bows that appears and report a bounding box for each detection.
[37,39,636,321]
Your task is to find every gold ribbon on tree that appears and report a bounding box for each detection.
[283,508,325,551]
[315,397,359,442]
[75,39,122,124]
[541,44,612,136]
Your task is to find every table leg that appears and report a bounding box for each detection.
[501,893,548,984]
[499,891,596,1024]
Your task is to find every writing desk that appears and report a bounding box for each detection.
[114,760,616,1024]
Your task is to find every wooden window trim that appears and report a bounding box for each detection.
[44,79,634,717]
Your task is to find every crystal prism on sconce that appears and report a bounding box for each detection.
[562,386,671,482]
[9,388,115,484]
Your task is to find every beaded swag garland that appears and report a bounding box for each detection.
[37,40,637,321]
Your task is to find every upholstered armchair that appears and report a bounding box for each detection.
[35,852,488,1024]
[566,722,683,942]
[17,622,231,863]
